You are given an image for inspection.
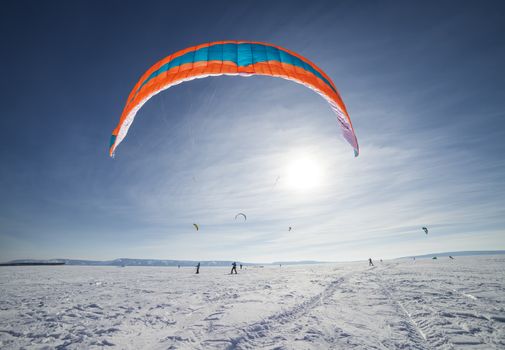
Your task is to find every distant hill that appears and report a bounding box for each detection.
[1,258,329,267]
[0,262,65,266]
[272,260,329,265]
[401,250,505,259]
[7,258,248,267]
[4,251,502,266]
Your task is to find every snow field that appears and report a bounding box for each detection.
[0,256,504,349]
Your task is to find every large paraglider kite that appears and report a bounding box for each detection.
[109,41,359,157]
[422,227,428,234]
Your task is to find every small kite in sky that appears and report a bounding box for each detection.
[235,213,247,221]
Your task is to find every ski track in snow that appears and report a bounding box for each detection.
[0,256,504,349]
[374,259,505,350]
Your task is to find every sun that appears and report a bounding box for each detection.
[284,155,323,191]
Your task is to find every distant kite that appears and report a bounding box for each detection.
[288,226,292,231]
[235,213,247,221]
[193,223,199,231]
[109,41,359,158]
[422,227,428,234]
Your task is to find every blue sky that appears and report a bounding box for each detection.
[1,1,504,262]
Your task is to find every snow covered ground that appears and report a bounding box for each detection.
[1,256,504,349]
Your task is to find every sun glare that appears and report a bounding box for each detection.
[285,155,323,191]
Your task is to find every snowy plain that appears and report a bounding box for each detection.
[1,256,504,349]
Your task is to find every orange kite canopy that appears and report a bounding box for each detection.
[109,41,359,157]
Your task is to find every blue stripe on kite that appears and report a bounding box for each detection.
[128,43,337,106]
[109,134,117,148]
[237,43,253,66]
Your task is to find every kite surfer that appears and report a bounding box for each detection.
[231,262,238,274]
[368,258,374,266]
[195,262,200,274]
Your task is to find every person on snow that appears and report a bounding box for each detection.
[240,264,243,270]
[368,258,374,266]
[231,262,238,274]
[195,262,200,274]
